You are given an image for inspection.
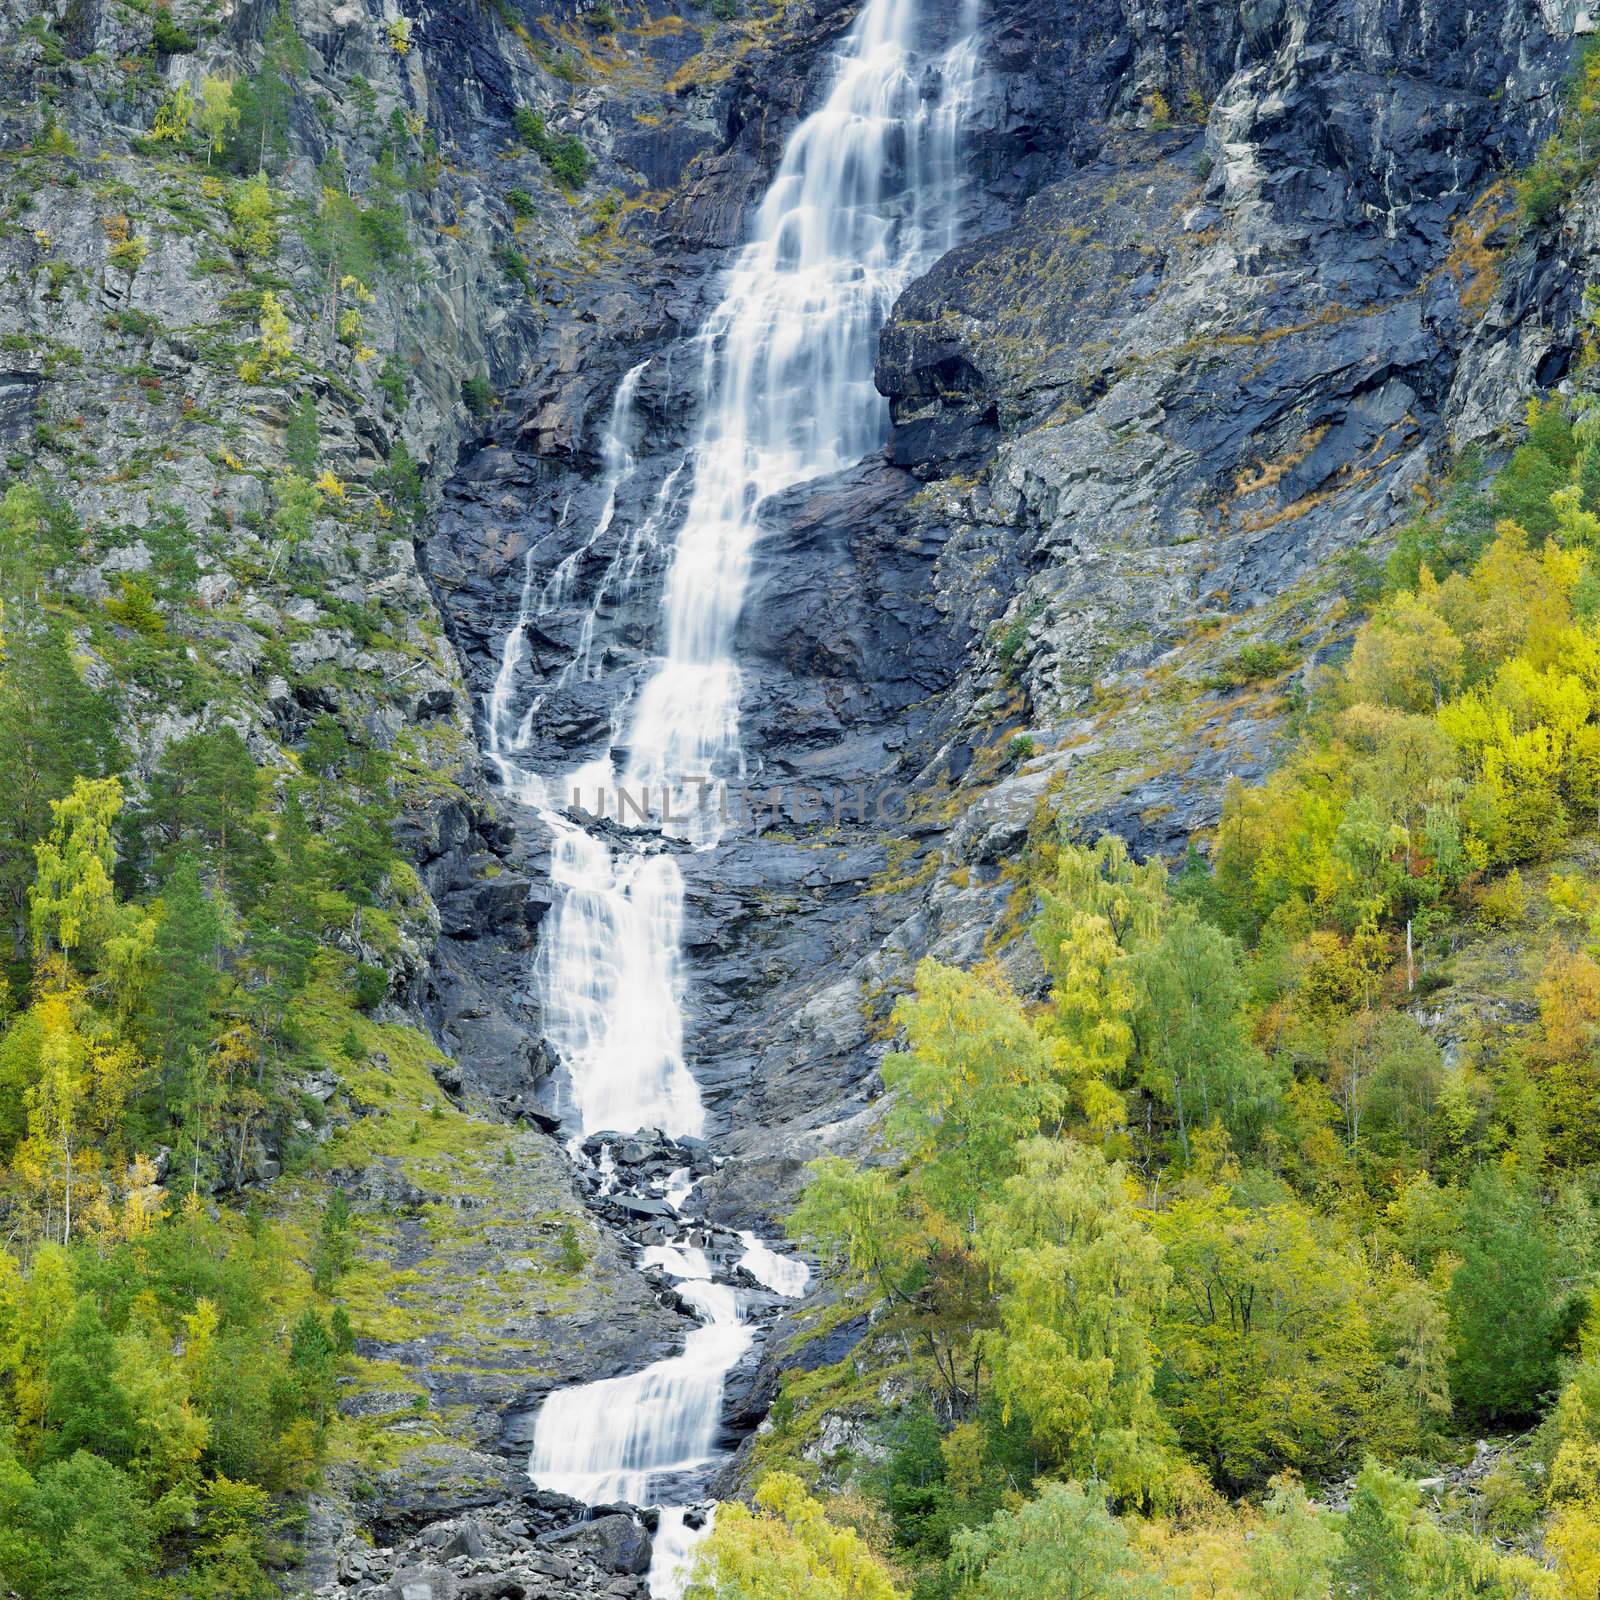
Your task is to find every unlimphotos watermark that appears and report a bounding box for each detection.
[567,778,909,830]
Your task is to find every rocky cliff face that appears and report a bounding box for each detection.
[10,0,1599,1588]
[425,0,1587,1217]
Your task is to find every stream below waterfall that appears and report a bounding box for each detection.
[482,0,982,1590]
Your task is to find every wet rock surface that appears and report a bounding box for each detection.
[313,1480,656,1600]
[427,0,1584,1250]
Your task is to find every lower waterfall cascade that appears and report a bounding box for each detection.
[486,0,984,1591]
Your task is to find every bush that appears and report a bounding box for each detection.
[498,246,535,296]
[506,187,536,218]
[558,1221,585,1274]
[512,106,591,190]
[1474,870,1526,928]
[1204,640,1295,690]
[353,962,388,1013]
[544,135,590,189]
[378,355,408,414]
[512,105,543,146]
[152,9,197,54]
[105,308,161,339]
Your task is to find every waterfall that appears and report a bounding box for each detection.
[485,358,649,785]
[623,0,981,828]
[499,0,981,1591]
[525,1248,752,1508]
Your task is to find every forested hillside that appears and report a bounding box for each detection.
[0,0,699,1590]
[690,374,1600,1597]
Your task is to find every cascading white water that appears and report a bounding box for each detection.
[496,0,980,1144]
[486,359,649,775]
[500,0,979,1592]
[531,1209,813,1597]
[484,360,708,1139]
[538,831,703,1138]
[623,2,979,825]
[528,1244,751,1507]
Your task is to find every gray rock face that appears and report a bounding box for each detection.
[426,0,1584,1234]
[538,1512,654,1575]
[331,1493,655,1600]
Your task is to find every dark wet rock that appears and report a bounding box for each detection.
[318,1480,659,1600]
[538,1512,653,1575]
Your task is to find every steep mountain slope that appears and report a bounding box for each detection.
[3,0,1599,1593]
[427,0,1585,1213]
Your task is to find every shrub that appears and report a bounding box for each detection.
[378,355,408,414]
[1204,640,1295,690]
[1475,871,1527,928]
[498,246,535,296]
[354,961,388,1012]
[512,106,590,190]
[152,9,197,54]
[995,617,1028,670]
[461,373,494,417]
[558,1221,585,1274]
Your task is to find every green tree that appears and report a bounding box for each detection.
[1032,834,1166,978]
[884,960,1066,1229]
[1498,442,1567,540]
[0,483,75,607]
[284,1308,338,1424]
[1154,1188,1378,1488]
[977,1139,1168,1501]
[310,1188,353,1295]
[142,726,261,898]
[225,173,276,261]
[0,621,115,961]
[43,1299,136,1469]
[139,856,221,1091]
[230,2,308,174]
[30,778,122,967]
[198,76,239,164]
[792,960,1071,1411]
[1134,908,1278,1158]
[0,1444,154,1600]
[243,788,319,1047]
[1446,1165,1560,1420]
[268,471,320,572]
[1247,1475,1342,1600]
[949,1480,1158,1600]
[686,1472,904,1600]
[112,1302,208,1494]
[238,291,293,384]
[1337,1459,1417,1600]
